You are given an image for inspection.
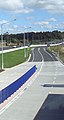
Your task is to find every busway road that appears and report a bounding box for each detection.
[0,46,64,120]
[29,46,58,62]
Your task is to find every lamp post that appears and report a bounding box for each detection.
[24,32,26,58]
[1,24,4,70]
[1,19,16,70]
[24,27,31,58]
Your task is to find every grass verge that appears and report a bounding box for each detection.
[0,48,30,68]
[49,45,64,63]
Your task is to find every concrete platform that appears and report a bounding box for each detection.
[0,61,64,120]
[0,61,40,90]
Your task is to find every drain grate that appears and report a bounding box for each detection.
[34,94,64,120]
[42,84,64,88]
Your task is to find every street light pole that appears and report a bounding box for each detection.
[24,27,31,58]
[1,24,4,69]
[1,19,16,70]
[24,32,26,58]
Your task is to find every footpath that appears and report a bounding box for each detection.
[0,61,37,90]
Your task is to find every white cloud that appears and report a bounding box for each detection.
[34,19,58,30]
[0,0,23,11]
[0,0,64,14]
[26,16,34,20]
[48,18,57,22]
[34,21,53,29]
[34,21,49,26]
[15,8,33,13]
[25,0,64,14]
[0,20,8,24]
[0,0,33,13]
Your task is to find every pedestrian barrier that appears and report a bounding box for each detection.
[0,65,36,104]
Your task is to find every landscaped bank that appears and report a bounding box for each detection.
[0,48,30,68]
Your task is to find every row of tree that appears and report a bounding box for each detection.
[0,30,64,46]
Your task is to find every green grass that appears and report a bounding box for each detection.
[0,48,30,68]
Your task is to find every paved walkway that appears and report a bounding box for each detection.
[0,61,64,120]
[0,46,64,120]
[0,61,39,90]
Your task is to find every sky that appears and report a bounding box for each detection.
[0,0,64,34]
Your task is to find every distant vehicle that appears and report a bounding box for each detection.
[47,43,50,47]
[13,46,16,48]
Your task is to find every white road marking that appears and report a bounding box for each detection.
[38,48,44,62]
[43,48,55,61]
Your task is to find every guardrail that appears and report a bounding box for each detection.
[0,65,36,104]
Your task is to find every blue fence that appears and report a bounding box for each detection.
[0,65,36,104]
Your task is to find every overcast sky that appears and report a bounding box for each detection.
[0,0,64,33]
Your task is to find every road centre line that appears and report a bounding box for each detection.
[38,48,44,62]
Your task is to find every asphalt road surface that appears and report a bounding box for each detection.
[29,46,58,62]
[0,46,64,120]
[34,94,64,120]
